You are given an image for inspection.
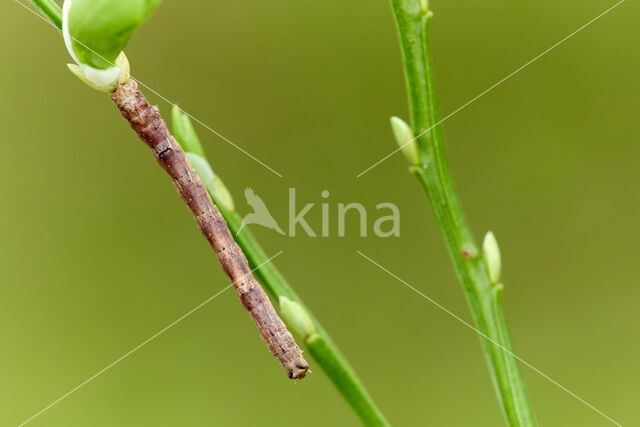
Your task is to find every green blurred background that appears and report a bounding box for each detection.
[1,0,638,425]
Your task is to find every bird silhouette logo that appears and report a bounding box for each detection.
[238,187,285,235]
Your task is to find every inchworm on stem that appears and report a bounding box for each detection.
[111,80,310,380]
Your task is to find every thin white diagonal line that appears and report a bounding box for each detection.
[18,251,283,426]
[357,0,625,178]
[357,250,622,426]
[12,0,283,178]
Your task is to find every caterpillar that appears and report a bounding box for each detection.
[111,80,309,380]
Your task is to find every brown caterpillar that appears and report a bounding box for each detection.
[111,80,309,380]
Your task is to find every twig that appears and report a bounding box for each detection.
[111,80,309,380]
[388,0,537,425]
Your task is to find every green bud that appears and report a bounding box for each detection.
[420,0,429,13]
[186,152,235,212]
[172,105,206,158]
[279,297,316,339]
[67,51,130,93]
[483,231,502,284]
[63,0,161,69]
[172,107,231,210]
[390,116,419,165]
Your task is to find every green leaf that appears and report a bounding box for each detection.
[66,0,161,69]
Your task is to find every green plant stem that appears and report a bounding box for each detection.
[388,1,536,425]
[219,202,388,426]
[30,0,62,28]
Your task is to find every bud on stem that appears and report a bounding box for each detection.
[390,116,420,165]
[483,231,502,284]
[67,52,130,93]
[63,0,161,69]
[172,105,206,158]
[62,0,160,92]
[279,296,317,340]
[186,152,235,212]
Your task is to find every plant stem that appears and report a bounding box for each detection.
[173,107,390,426]
[30,0,62,28]
[228,210,388,425]
[388,1,536,425]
